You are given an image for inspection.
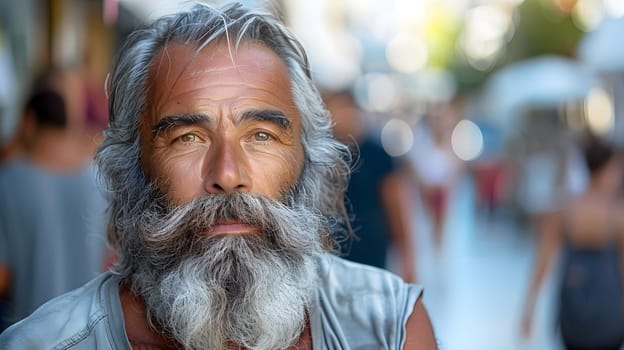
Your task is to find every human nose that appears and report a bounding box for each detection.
[204,140,251,194]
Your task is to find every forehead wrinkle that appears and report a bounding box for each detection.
[150,44,202,109]
[228,41,283,78]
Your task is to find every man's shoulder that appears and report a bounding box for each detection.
[0,273,120,349]
[316,254,422,306]
[313,255,424,347]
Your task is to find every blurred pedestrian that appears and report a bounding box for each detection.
[325,89,417,282]
[406,101,463,251]
[511,108,587,244]
[522,136,624,350]
[0,87,108,329]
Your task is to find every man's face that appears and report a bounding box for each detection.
[141,42,305,217]
[131,43,318,348]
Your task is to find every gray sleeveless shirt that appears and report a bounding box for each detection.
[0,254,423,349]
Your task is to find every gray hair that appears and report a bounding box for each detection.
[96,2,351,256]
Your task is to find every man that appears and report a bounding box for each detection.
[0,88,108,329]
[0,3,437,349]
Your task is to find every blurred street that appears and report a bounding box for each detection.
[389,173,564,350]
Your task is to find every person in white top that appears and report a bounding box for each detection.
[407,101,463,250]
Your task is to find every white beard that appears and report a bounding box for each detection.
[127,193,324,350]
[146,235,318,350]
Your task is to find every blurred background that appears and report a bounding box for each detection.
[2,0,624,349]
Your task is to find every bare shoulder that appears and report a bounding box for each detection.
[404,299,438,349]
[615,198,624,233]
[0,264,9,297]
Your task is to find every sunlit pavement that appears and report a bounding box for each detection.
[389,174,563,350]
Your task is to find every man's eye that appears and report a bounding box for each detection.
[177,133,199,143]
[253,131,271,142]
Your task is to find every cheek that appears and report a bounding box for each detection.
[279,150,305,191]
[251,149,304,196]
[287,147,305,185]
[151,150,207,201]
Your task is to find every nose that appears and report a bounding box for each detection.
[204,140,251,194]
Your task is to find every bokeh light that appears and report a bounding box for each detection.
[459,4,513,71]
[604,0,624,18]
[451,119,484,161]
[353,73,402,113]
[380,118,414,157]
[584,87,615,135]
[572,0,604,31]
[386,33,428,73]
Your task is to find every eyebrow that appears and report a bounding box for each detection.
[238,109,292,130]
[151,113,212,137]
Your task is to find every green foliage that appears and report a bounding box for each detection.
[452,0,584,93]
[506,0,583,62]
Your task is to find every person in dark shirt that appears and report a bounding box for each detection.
[325,89,416,282]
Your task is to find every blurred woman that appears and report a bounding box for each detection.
[522,136,624,350]
[407,102,463,251]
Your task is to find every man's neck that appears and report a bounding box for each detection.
[119,287,312,350]
[120,287,181,349]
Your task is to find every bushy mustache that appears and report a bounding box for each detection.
[135,192,323,269]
